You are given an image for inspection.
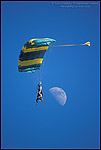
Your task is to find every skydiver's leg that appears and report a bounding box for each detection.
[40,97,43,102]
[36,98,38,105]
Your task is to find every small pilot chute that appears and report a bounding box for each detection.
[82,42,90,46]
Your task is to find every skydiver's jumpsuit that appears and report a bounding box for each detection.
[36,86,43,104]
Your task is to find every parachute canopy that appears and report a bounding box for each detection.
[18,38,56,72]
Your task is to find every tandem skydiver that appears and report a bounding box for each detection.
[36,81,43,105]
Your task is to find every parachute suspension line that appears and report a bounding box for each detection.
[35,69,40,86]
[42,42,53,80]
[35,70,38,85]
[39,46,49,82]
[39,52,46,82]
[39,42,53,82]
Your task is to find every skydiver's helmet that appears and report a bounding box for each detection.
[38,81,42,86]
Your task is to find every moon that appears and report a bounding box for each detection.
[49,87,67,106]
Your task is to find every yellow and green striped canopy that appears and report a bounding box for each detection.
[18,38,56,73]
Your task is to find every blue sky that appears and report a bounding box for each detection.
[1,1,100,149]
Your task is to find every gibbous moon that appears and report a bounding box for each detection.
[49,87,67,106]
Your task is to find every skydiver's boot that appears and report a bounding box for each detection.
[36,99,38,105]
[40,97,43,102]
